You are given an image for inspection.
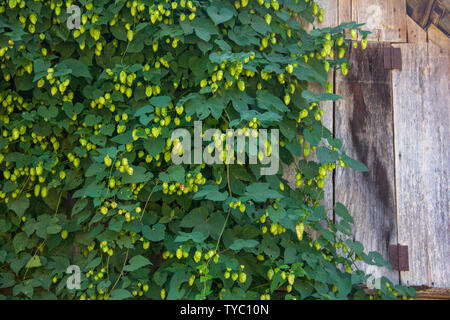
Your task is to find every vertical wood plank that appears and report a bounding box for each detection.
[351,0,407,42]
[315,0,338,28]
[392,43,430,287]
[407,16,428,43]
[422,38,450,288]
[335,43,399,283]
[393,41,450,288]
[338,0,352,25]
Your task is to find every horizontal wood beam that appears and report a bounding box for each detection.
[415,288,450,300]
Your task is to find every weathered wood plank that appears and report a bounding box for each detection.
[392,43,430,287]
[423,38,450,288]
[338,0,352,25]
[407,16,428,43]
[301,0,338,31]
[407,0,436,28]
[315,0,338,28]
[429,0,450,36]
[335,43,399,283]
[350,0,407,42]
[415,288,450,300]
[392,42,450,288]
[428,24,450,51]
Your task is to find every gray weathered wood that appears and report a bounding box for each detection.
[338,0,352,25]
[421,38,450,288]
[393,39,450,288]
[340,0,407,42]
[335,43,399,283]
[392,43,430,287]
[316,0,338,28]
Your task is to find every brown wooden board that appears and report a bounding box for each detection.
[407,0,450,36]
[407,15,428,43]
[393,41,450,288]
[407,0,436,28]
[335,43,399,283]
[428,24,450,51]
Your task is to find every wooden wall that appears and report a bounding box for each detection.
[290,0,450,289]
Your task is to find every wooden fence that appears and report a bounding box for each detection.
[287,0,449,291]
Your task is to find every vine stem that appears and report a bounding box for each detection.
[139,180,160,222]
[108,248,129,297]
[203,164,232,298]
[215,164,233,252]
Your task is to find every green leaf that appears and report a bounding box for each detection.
[245,183,283,202]
[292,59,328,85]
[159,166,185,183]
[334,203,354,224]
[61,59,91,78]
[193,185,228,202]
[229,239,259,251]
[123,255,152,272]
[180,207,208,228]
[122,166,153,184]
[316,147,339,164]
[256,90,289,113]
[7,195,29,217]
[261,235,280,259]
[346,240,364,255]
[25,255,42,269]
[174,231,208,243]
[341,153,369,172]
[143,137,165,157]
[302,90,342,103]
[207,6,234,25]
[149,96,172,108]
[110,289,133,300]
[142,224,166,242]
[13,233,29,254]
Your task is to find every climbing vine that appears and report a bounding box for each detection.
[0,0,415,300]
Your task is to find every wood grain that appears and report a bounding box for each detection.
[407,0,436,28]
[428,24,450,51]
[392,42,450,288]
[315,0,338,28]
[407,16,428,43]
[335,43,399,283]
[338,0,352,24]
[343,0,407,42]
[415,287,450,300]
[423,38,450,288]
